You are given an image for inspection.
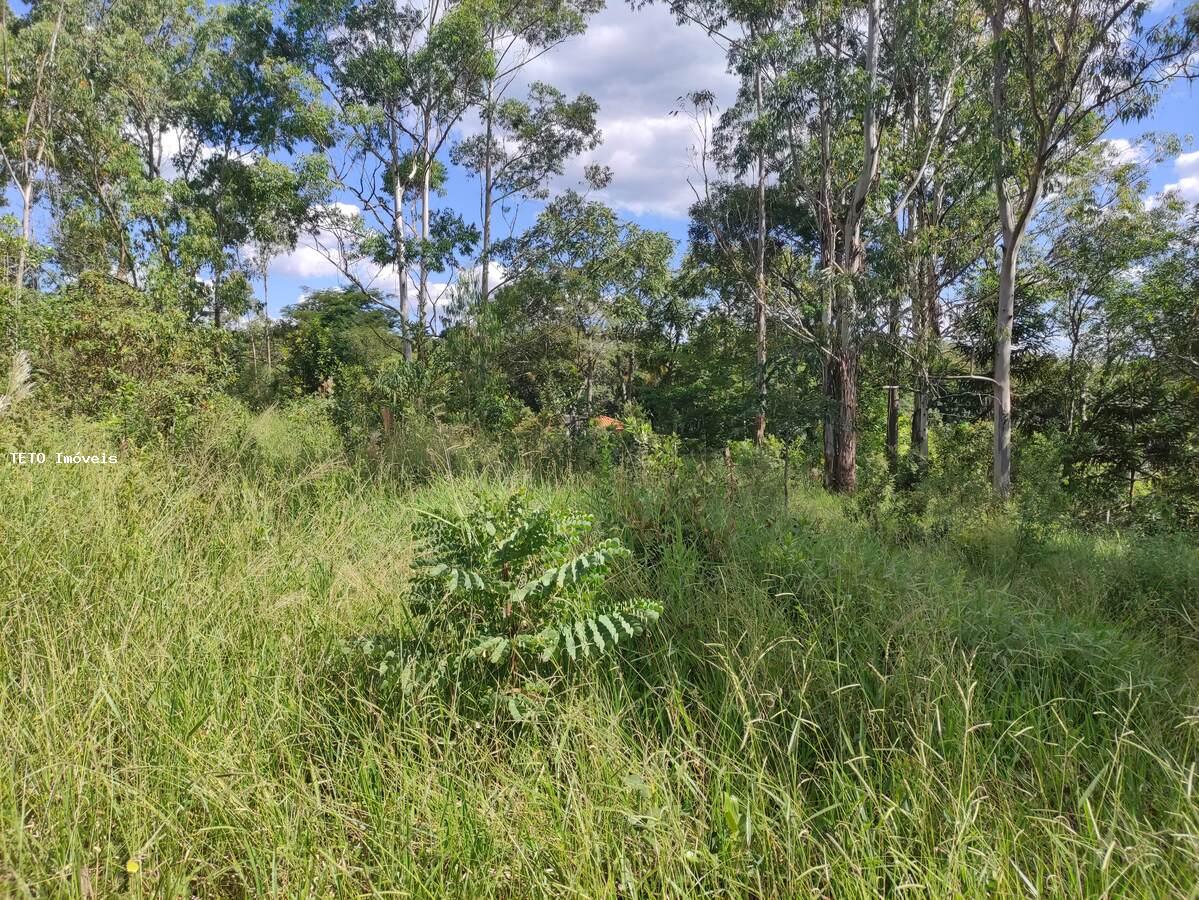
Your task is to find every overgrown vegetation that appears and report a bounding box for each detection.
[2,412,1198,896]
[3,0,1199,894]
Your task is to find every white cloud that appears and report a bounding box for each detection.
[1163,176,1199,203]
[269,202,362,279]
[147,125,248,180]
[1102,138,1148,166]
[272,242,342,279]
[1175,150,1199,171]
[520,3,737,219]
[1162,149,1199,203]
[573,114,707,218]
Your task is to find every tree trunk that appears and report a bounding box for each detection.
[1128,408,1137,506]
[419,110,432,357]
[753,64,768,446]
[584,363,594,421]
[389,114,412,362]
[821,251,836,489]
[10,5,63,298]
[213,258,223,330]
[817,108,836,488]
[15,182,34,294]
[910,386,929,460]
[987,0,1031,500]
[481,78,494,307]
[830,279,858,492]
[263,270,273,372]
[910,193,938,463]
[885,258,903,472]
[619,350,636,405]
[1065,300,1082,434]
[825,0,879,493]
[993,244,1017,497]
[910,254,929,462]
[885,388,900,470]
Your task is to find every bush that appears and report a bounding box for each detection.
[24,273,227,441]
[352,492,662,721]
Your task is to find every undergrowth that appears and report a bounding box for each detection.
[1,411,1197,897]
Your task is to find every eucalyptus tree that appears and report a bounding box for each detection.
[27,0,329,330]
[652,2,780,449]
[56,0,208,294]
[721,23,774,448]
[876,0,988,466]
[455,0,601,307]
[0,0,68,295]
[448,82,602,384]
[5,0,221,297]
[684,168,822,442]
[407,2,497,346]
[666,0,942,490]
[182,0,332,326]
[287,0,491,359]
[452,81,603,298]
[983,0,1198,496]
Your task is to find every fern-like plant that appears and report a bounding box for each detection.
[355,492,661,718]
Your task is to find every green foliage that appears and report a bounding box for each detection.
[357,492,661,719]
[4,416,1199,895]
[7,0,1199,888]
[277,288,402,396]
[26,273,227,440]
[493,192,675,423]
[451,81,602,203]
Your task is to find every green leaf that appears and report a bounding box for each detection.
[537,626,560,662]
[588,618,605,653]
[488,637,509,664]
[574,620,591,658]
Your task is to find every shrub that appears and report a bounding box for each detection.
[355,492,662,720]
[26,273,227,440]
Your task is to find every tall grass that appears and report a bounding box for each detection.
[1,411,1197,897]
[0,351,34,419]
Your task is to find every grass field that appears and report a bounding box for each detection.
[2,409,1198,897]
